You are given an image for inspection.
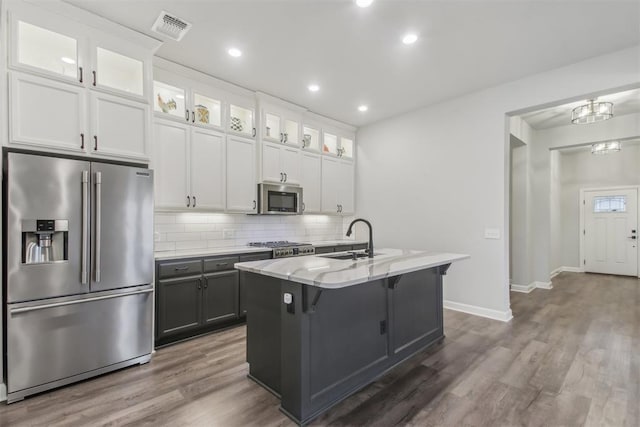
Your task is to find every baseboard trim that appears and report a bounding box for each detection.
[443,300,513,322]
[550,266,584,278]
[510,283,535,293]
[534,281,553,290]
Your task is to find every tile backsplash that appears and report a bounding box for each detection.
[154,212,354,252]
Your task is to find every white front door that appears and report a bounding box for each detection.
[584,188,638,276]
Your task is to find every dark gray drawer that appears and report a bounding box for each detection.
[239,252,272,262]
[314,246,336,254]
[204,256,240,273]
[158,260,202,279]
[352,243,368,251]
[334,245,353,252]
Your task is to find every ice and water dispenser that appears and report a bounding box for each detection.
[21,219,69,264]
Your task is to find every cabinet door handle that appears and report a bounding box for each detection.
[302,202,305,212]
[80,133,85,149]
[280,133,284,143]
[252,127,256,137]
[337,204,340,212]
[280,173,284,182]
[284,133,288,143]
[185,109,190,122]
[284,173,288,182]
[253,200,257,210]
[192,111,195,123]
[78,67,83,83]
[197,278,202,290]
[193,196,197,208]
[92,70,96,86]
[187,196,191,207]
[93,135,98,151]
[203,278,208,289]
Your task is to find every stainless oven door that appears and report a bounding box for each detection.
[258,183,303,215]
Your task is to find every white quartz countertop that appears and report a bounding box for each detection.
[153,240,367,261]
[234,248,469,289]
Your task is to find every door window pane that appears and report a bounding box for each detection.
[17,21,77,79]
[96,47,144,96]
[193,93,221,127]
[154,81,186,119]
[593,196,626,213]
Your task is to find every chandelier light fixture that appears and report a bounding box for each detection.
[571,99,613,124]
[591,141,621,155]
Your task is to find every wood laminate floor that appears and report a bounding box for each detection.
[0,272,638,426]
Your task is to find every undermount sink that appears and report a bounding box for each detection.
[319,251,375,260]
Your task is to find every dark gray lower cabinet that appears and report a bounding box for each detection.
[239,252,272,317]
[157,275,202,339]
[203,271,239,325]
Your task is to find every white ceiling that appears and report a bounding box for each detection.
[520,88,640,130]
[67,0,640,127]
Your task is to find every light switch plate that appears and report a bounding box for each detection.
[484,228,501,239]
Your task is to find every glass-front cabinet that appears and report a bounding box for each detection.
[339,137,354,159]
[322,131,339,156]
[153,69,224,130]
[229,102,255,138]
[301,125,321,152]
[93,46,145,97]
[261,105,301,145]
[11,16,83,83]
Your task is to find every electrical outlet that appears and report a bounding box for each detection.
[223,229,235,239]
[484,228,501,239]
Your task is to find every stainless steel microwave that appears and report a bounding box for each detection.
[257,183,303,215]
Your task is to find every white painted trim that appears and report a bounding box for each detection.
[534,281,553,290]
[0,383,6,402]
[580,186,640,279]
[510,283,535,293]
[550,266,584,278]
[443,300,513,322]
[550,267,562,279]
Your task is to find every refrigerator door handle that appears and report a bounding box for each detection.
[9,288,154,314]
[81,171,89,284]
[95,171,102,283]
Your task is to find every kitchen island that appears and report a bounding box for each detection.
[235,249,468,425]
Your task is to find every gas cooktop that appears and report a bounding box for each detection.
[247,241,315,258]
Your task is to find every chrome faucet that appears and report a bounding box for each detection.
[346,218,374,258]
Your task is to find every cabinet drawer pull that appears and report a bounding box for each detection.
[174,266,189,271]
[216,262,229,267]
[92,70,96,86]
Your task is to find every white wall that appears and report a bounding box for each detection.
[510,137,531,286]
[356,45,640,319]
[549,150,563,272]
[557,144,640,268]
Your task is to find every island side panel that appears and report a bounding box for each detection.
[280,279,391,424]
[388,268,445,358]
[245,272,282,395]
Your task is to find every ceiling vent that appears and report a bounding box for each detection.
[151,11,192,41]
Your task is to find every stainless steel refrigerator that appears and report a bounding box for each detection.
[3,151,154,403]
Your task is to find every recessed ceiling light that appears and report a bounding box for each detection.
[228,48,242,58]
[61,57,76,64]
[355,0,373,7]
[308,84,320,92]
[402,33,418,45]
[358,105,368,112]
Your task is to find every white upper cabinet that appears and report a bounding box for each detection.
[6,3,158,161]
[261,142,300,185]
[300,152,322,214]
[153,120,189,210]
[301,124,321,152]
[260,101,302,146]
[322,131,339,156]
[190,128,226,211]
[10,12,84,84]
[153,120,226,211]
[153,68,224,131]
[339,136,354,160]
[227,136,257,212]
[9,71,86,153]
[321,157,354,215]
[228,98,256,138]
[90,91,148,160]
